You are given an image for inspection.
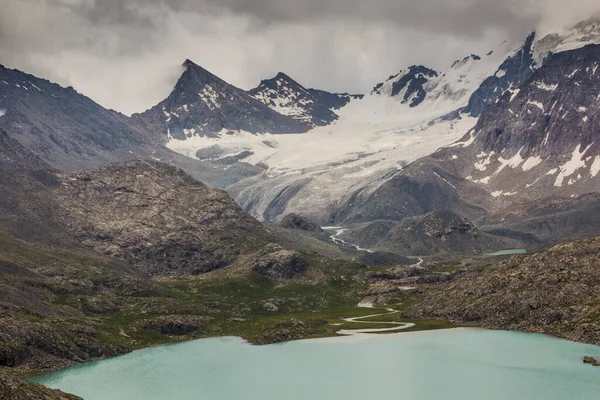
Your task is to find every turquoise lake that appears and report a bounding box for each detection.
[32,329,600,400]
[484,249,528,257]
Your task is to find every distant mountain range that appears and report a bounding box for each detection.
[2,16,600,257]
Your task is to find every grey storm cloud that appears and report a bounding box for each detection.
[62,0,531,36]
[1,0,599,115]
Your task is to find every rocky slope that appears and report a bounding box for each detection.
[404,237,600,345]
[52,160,271,276]
[0,230,156,371]
[0,64,145,172]
[341,210,522,256]
[0,133,273,276]
[0,368,81,400]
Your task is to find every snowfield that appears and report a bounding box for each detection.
[167,96,478,222]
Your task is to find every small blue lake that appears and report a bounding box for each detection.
[484,248,528,257]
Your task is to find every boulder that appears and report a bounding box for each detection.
[583,356,600,367]
[252,246,309,280]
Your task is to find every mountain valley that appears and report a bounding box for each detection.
[1,13,600,400]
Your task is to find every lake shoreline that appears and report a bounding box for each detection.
[29,328,600,400]
[24,317,600,381]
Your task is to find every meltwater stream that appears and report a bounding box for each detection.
[32,329,600,400]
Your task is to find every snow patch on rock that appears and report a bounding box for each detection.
[522,156,543,171]
[554,144,592,186]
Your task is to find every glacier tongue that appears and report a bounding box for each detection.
[168,110,477,223]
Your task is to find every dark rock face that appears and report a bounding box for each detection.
[307,88,362,109]
[473,44,600,158]
[249,72,354,127]
[52,160,271,276]
[421,209,477,238]
[134,60,309,141]
[372,65,438,107]
[464,32,537,117]
[278,213,323,232]
[252,244,309,280]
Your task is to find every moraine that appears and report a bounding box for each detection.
[32,329,600,400]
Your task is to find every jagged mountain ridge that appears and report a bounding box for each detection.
[364,43,521,120]
[453,43,600,201]
[249,72,359,127]
[224,18,600,226]
[133,60,311,141]
[208,33,544,228]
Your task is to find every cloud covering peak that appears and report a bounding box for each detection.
[1,0,598,115]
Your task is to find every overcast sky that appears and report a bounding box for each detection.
[1,0,599,115]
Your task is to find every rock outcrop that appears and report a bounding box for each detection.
[278,213,323,232]
[52,160,271,276]
[404,237,600,345]
[252,244,309,280]
[583,356,600,367]
[249,72,354,127]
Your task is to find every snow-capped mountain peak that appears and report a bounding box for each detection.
[133,59,310,141]
[250,73,315,119]
[249,72,354,127]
